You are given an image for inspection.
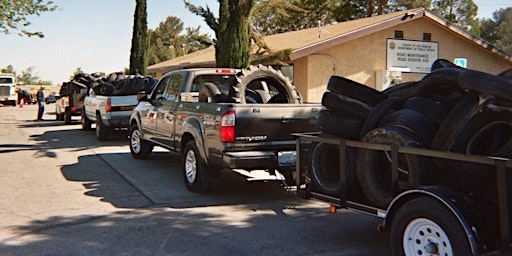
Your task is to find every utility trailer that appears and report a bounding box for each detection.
[294,132,512,255]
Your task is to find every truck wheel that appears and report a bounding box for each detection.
[64,108,72,124]
[81,112,92,130]
[96,113,110,141]
[183,140,209,192]
[391,197,473,256]
[129,123,153,159]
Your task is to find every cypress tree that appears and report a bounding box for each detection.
[129,0,148,75]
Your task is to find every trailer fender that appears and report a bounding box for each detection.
[382,186,480,255]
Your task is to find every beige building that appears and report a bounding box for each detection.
[148,8,512,103]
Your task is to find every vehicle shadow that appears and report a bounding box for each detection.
[60,151,304,210]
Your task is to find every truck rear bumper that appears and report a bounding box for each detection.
[104,116,130,128]
[222,151,294,170]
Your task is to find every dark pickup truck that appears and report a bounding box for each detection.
[129,65,322,192]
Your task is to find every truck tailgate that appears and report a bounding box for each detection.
[234,103,322,144]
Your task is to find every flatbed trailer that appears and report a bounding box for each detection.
[294,132,512,255]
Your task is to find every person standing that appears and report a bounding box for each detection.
[36,86,45,120]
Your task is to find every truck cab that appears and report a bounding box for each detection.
[0,74,17,106]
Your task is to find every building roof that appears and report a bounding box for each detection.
[148,8,512,73]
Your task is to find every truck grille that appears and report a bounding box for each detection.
[0,86,11,96]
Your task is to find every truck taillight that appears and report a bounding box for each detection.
[106,98,112,112]
[220,111,235,143]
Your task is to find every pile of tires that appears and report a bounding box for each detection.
[312,59,512,208]
[62,72,157,97]
[197,65,302,104]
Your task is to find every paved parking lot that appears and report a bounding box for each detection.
[0,104,390,255]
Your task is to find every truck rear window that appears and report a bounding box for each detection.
[191,75,236,92]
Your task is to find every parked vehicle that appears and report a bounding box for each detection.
[82,74,157,141]
[0,74,18,106]
[129,65,323,192]
[56,81,86,124]
[45,92,57,104]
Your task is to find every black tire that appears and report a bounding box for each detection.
[96,113,110,141]
[382,81,419,99]
[229,65,301,104]
[450,111,512,154]
[356,126,428,208]
[498,67,512,82]
[360,97,404,139]
[431,92,481,151]
[308,142,356,197]
[129,123,154,159]
[390,197,473,256]
[327,75,388,106]
[321,91,372,119]
[319,110,362,140]
[416,68,465,102]
[378,109,437,147]
[183,140,210,192]
[198,83,222,103]
[459,68,512,102]
[81,111,92,131]
[64,108,72,124]
[403,96,450,125]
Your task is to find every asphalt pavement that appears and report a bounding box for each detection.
[0,103,390,256]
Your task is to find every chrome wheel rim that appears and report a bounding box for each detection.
[403,218,453,256]
[185,150,197,183]
[130,129,141,153]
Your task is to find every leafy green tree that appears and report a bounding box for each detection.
[480,8,512,54]
[129,0,149,75]
[0,0,57,37]
[186,0,254,68]
[147,16,212,65]
[431,0,478,32]
[1,65,16,75]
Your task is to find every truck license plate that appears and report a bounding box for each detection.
[278,151,296,166]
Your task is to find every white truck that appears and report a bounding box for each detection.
[0,74,18,106]
[82,92,138,141]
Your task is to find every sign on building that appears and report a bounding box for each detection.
[454,58,467,68]
[386,39,439,73]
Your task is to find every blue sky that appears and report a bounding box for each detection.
[1,0,510,85]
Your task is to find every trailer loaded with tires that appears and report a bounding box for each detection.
[295,59,512,255]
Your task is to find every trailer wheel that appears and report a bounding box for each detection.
[96,113,110,141]
[81,112,92,130]
[391,197,472,256]
[129,123,153,159]
[183,140,209,192]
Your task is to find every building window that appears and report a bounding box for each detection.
[395,30,404,39]
[423,33,432,41]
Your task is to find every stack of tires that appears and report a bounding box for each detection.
[312,59,512,208]
[64,72,157,97]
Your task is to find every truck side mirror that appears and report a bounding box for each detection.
[137,91,148,102]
